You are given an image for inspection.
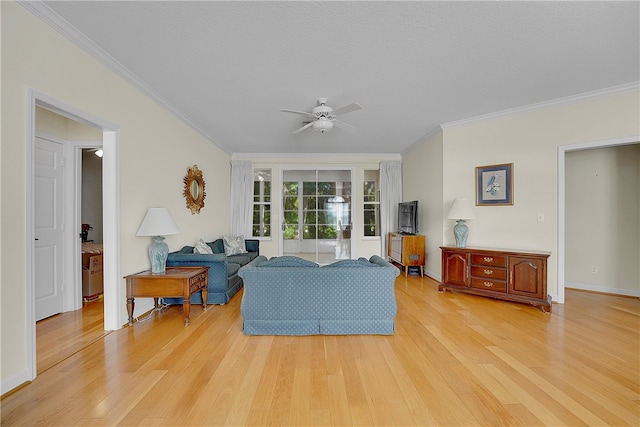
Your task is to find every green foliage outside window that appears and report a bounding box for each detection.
[283,180,344,240]
[252,169,272,237]
[363,178,380,236]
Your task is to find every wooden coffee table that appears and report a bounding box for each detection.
[125,266,209,326]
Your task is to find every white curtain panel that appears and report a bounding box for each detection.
[380,160,402,258]
[230,160,254,238]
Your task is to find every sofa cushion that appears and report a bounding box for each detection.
[322,258,379,268]
[227,253,252,266]
[226,262,241,277]
[208,240,224,254]
[193,239,214,254]
[223,235,247,256]
[259,256,319,268]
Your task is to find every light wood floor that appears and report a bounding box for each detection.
[2,275,639,426]
[35,297,111,375]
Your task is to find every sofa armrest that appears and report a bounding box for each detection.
[166,252,229,286]
[369,255,396,270]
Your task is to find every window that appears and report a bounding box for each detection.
[283,170,352,264]
[363,170,380,236]
[252,169,271,237]
[283,180,350,240]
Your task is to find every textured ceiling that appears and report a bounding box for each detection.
[30,1,640,155]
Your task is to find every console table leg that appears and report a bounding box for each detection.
[183,300,191,326]
[202,288,208,311]
[127,297,134,326]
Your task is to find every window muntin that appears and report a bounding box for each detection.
[252,169,271,237]
[363,170,380,236]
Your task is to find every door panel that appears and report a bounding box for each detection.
[35,137,64,321]
[282,169,351,264]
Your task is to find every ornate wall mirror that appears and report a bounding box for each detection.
[183,165,206,214]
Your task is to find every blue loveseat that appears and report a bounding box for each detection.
[163,238,259,305]
[238,255,399,335]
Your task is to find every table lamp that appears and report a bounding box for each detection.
[446,198,475,248]
[136,208,180,273]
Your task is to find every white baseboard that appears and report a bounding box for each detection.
[424,270,441,283]
[1,368,31,396]
[565,281,640,297]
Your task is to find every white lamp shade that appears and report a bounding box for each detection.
[136,208,180,236]
[446,198,476,220]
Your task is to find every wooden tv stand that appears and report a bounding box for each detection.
[439,246,551,312]
[388,233,425,277]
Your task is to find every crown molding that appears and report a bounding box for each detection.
[402,125,443,155]
[232,152,402,160]
[17,1,228,153]
[441,81,640,129]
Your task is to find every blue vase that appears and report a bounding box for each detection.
[149,236,169,274]
[453,220,469,248]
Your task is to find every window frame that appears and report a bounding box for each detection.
[252,169,272,238]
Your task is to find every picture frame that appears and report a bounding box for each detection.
[476,163,513,206]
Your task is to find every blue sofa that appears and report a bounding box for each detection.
[163,238,259,305]
[238,255,399,335]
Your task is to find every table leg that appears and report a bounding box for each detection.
[127,297,135,326]
[202,287,208,311]
[182,299,191,326]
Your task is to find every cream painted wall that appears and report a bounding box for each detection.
[244,155,400,260]
[35,106,103,140]
[402,129,444,279]
[1,3,230,391]
[565,144,640,296]
[440,90,640,300]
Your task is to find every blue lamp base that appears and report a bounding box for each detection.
[149,236,169,274]
[453,220,469,248]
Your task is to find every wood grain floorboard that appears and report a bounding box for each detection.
[2,276,639,426]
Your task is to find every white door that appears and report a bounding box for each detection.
[34,137,64,321]
[282,169,352,264]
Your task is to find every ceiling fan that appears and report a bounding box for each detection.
[281,98,362,134]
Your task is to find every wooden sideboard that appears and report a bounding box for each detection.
[439,246,551,312]
[388,233,425,277]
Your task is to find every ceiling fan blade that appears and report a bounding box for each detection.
[332,119,357,132]
[332,103,362,116]
[281,109,315,118]
[291,121,315,134]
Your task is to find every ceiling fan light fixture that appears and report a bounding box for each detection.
[313,118,333,133]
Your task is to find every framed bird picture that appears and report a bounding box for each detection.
[476,163,513,206]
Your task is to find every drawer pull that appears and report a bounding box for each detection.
[483,281,493,287]
[484,257,494,263]
[484,269,493,275]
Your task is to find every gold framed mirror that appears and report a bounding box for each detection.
[183,165,206,214]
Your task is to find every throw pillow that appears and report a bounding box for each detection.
[193,239,214,254]
[222,235,247,256]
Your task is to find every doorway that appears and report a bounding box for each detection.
[282,169,352,264]
[558,135,640,304]
[27,89,121,382]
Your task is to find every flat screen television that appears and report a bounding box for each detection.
[398,200,418,235]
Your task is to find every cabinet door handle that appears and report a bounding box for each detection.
[484,257,493,263]
[483,281,493,287]
[484,269,493,275]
